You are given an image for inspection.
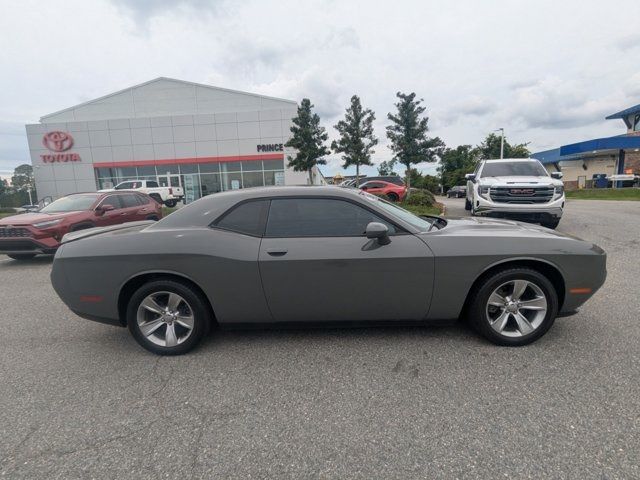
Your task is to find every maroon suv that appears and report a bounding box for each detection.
[0,191,162,260]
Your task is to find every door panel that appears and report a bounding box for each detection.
[259,235,434,322]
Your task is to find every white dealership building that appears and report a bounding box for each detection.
[25,77,320,203]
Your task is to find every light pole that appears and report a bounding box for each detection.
[495,128,505,159]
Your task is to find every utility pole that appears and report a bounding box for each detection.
[495,128,505,159]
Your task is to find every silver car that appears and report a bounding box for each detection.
[51,186,606,355]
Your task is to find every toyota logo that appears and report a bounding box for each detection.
[42,131,74,152]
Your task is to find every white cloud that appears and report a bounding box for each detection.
[0,0,639,175]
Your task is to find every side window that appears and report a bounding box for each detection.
[265,198,397,237]
[215,200,269,236]
[120,194,141,208]
[147,181,159,188]
[101,195,123,209]
[136,194,149,205]
[115,182,131,190]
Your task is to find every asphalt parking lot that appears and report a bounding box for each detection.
[1,199,639,479]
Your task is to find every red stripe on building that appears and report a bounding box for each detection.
[93,153,284,169]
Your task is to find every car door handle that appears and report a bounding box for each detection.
[266,248,288,256]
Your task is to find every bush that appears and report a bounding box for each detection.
[404,189,435,207]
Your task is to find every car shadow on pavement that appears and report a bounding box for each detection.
[1,255,54,268]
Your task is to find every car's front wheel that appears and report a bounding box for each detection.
[541,219,560,229]
[127,279,210,355]
[467,268,558,346]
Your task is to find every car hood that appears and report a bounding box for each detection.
[478,175,562,187]
[435,216,581,240]
[0,211,81,226]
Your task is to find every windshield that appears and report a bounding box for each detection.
[39,194,99,213]
[359,191,436,232]
[481,161,548,178]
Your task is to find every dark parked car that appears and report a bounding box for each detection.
[447,186,467,198]
[0,191,162,260]
[51,186,606,355]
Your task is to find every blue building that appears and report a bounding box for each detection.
[532,103,640,189]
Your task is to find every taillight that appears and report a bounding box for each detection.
[169,188,173,195]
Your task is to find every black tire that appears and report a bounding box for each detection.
[7,254,36,260]
[386,192,399,202]
[464,198,472,211]
[164,199,177,208]
[127,279,211,355]
[149,194,163,205]
[541,219,560,229]
[466,267,558,346]
[146,215,159,221]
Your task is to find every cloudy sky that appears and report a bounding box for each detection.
[1,0,639,177]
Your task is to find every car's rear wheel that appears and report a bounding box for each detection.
[386,192,399,202]
[127,279,210,355]
[164,200,177,208]
[541,219,560,229]
[464,198,472,211]
[7,254,36,260]
[467,268,558,346]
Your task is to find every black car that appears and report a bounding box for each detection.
[447,186,467,198]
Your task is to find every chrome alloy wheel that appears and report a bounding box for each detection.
[485,280,548,338]
[136,291,195,347]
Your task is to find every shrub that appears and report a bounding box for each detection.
[0,207,17,214]
[403,189,435,207]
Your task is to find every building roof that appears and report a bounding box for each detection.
[605,103,640,120]
[40,77,297,123]
[532,135,640,164]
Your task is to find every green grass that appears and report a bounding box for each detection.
[0,212,14,219]
[161,206,179,217]
[401,203,443,217]
[565,188,640,201]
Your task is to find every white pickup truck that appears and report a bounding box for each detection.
[465,158,565,229]
[99,180,184,207]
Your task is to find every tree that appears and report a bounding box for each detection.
[438,145,477,190]
[377,160,398,176]
[285,98,330,184]
[11,164,34,191]
[474,133,530,160]
[386,92,445,195]
[0,178,8,195]
[331,95,378,187]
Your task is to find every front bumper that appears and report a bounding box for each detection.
[474,195,565,220]
[0,235,60,255]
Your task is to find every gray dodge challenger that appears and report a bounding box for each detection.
[51,186,606,355]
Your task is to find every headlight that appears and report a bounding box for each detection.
[33,219,62,229]
[478,185,490,199]
[554,185,564,198]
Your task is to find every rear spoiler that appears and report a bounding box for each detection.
[61,220,154,244]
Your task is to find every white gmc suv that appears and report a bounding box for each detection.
[465,158,565,229]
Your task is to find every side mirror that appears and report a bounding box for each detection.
[360,185,368,191]
[465,173,476,182]
[96,204,115,215]
[551,171,563,179]
[365,222,391,245]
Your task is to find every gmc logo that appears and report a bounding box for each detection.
[510,188,535,195]
[43,131,74,152]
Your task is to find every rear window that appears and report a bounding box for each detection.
[215,200,269,236]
